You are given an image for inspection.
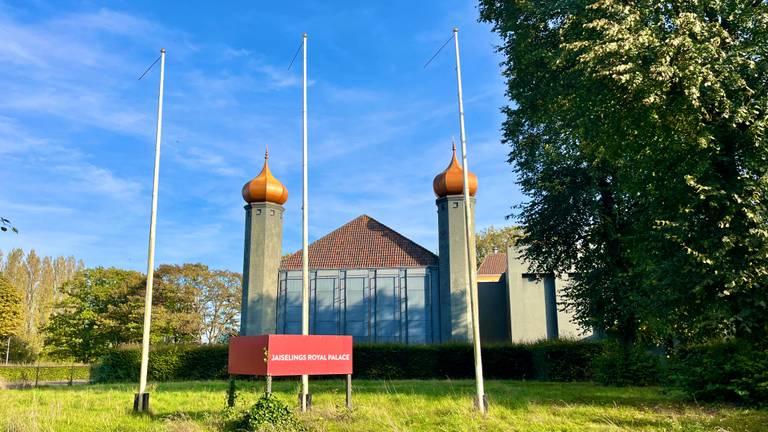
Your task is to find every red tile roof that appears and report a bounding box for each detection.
[478,252,508,275]
[280,215,438,270]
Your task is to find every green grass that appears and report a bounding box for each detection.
[0,380,765,431]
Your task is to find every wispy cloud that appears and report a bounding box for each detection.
[0,1,518,272]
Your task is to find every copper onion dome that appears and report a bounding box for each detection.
[242,148,289,205]
[433,141,478,197]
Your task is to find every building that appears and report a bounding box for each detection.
[476,250,588,342]
[278,215,439,344]
[239,146,588,343]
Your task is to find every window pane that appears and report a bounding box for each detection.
[408,320,426,343]
[376,277,398,340]
[284,279,302,333]
[315,278,336,322]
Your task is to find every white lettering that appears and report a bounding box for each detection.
[269,353,350,362]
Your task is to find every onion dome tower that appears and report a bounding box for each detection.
[432,142,477,198]
[242,148,288,205]
[241,149,287,336]
[434,141,478,342]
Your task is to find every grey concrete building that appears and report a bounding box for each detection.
[239,147,588,344]
[477,248,590,343]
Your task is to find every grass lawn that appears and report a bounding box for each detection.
[1,380,766,431]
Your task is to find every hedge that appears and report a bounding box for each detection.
[0,364,91,383]
[670,339,768,405]
[93,340,604,383]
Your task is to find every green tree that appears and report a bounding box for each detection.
[45,268,144,362]
[1,248,82,356]
[479,0,768,344]
[151,264,241,343]
[0,275,22,353]
[45,267,202,362]
[476,225,521,265]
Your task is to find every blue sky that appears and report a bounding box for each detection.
[0,1,523,272]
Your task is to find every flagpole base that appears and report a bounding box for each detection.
[298,392,312,412]
[475,394,488,413]
[133,393,150,413]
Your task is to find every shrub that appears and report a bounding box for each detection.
[94,340,603,383]
[670,339,768,405]
[92,346,140,382]
[483,344,536,379]
[4,336,37,364]
[178,344,229,380]
[0,364,91,383]
[93,344,229,383]
[593,342,663,386]
[532,339,603,381]
[238,394,305,432]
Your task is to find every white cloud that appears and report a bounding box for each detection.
[0,2,519,272]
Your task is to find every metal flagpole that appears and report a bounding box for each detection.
[300,32,310,413]
[453,28,486,414]
[135,47,166,413]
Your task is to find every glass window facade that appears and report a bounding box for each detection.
[277,267,437,343]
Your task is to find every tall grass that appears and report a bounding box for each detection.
[0,380,765,431]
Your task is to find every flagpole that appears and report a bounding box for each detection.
[453,27,486,414]
[300,32,310,413]
[135,47,165,413]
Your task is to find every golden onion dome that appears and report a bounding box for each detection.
[433,141,478,197]
[242,148,288,205]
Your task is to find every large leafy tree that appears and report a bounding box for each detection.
[45,267,201,362]
[0,275,22,341]
[45,268,144,362]
[0,248,82,355]
[153,264,241,343]
[479,0,768,344]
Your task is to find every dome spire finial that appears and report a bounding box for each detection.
[242,147,288,205]
[433,140,478,197]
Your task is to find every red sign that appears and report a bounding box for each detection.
[228,334,353,376]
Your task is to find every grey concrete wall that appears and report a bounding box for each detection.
[506,245,590,342]
[436,195,476,342]
[555,273,592,339]
[478,278,510,343]
[240,202,284,336]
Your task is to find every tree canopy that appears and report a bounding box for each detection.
[153,263,241,344]
[480,0,768,344]
[43,264,242,362]
[44,267,200,362]
[0,275,21,339]
[476,225,521,265]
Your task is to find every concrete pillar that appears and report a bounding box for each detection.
[437,194,476,342]
[241,202,284,336]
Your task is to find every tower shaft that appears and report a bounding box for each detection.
[241,202,284,335]
[437,195,476,342]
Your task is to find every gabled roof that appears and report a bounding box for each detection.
[478,252,508,276]
[280,215,438,270]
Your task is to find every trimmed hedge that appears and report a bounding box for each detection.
[93,340,604,383]
[671,339,768,405]
[593,342,665,386]
[0,364,91,383]
[93,344,229,382]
